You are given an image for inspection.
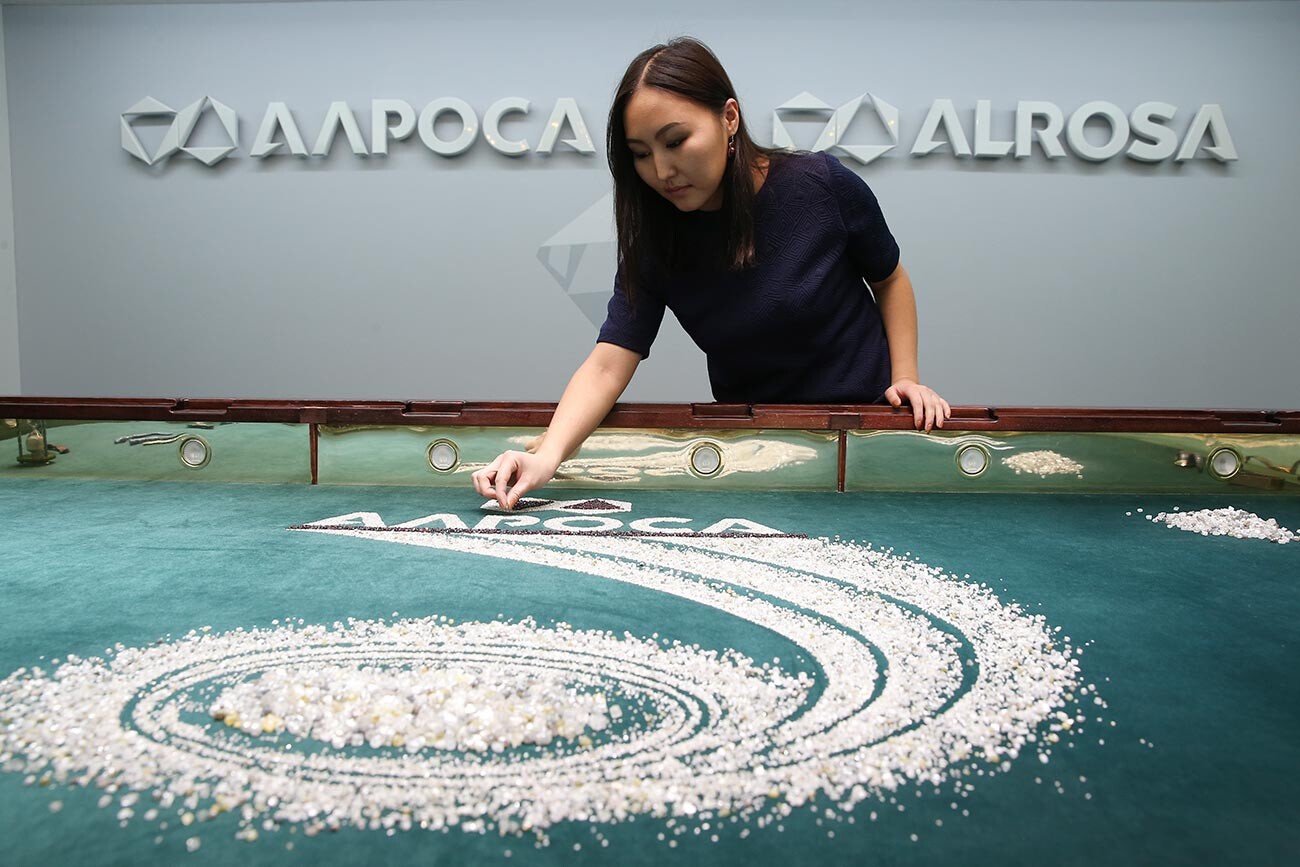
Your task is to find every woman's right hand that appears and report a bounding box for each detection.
[472,450,561,511]
[469,342,642,511]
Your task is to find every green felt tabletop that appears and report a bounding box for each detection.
[1,479,1297,866]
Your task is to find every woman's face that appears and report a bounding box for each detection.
[624,87,738,212]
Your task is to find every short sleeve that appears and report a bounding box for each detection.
[596,269,666,359]
[823,153,901,283]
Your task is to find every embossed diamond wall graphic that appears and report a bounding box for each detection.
[537,193,616,326]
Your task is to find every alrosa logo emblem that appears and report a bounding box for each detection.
[773,92,900,165]
[121,96,239,166]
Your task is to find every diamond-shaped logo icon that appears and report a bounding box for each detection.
[773,91,899,165]
[122,96,239,167]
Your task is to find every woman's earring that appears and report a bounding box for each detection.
[727,135,736,158]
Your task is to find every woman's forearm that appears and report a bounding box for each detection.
[872,264,920,384]
[533,343,641,470]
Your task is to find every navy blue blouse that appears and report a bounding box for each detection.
[597,152,901,404]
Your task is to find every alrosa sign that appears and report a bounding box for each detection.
[121,92,1237,168]
[773,91,1237,164]
[121,96,597,166]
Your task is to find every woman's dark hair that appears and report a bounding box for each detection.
[607,37,784,304]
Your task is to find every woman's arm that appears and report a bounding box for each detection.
[472,342,641,509]
[870,264,952,431]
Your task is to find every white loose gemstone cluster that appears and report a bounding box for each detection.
[1146,506,1295,543]
[210,664,611,753]
[0,531,1090,847]
[1002,450,1085,478]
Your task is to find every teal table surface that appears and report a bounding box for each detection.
[1,480,1297,866]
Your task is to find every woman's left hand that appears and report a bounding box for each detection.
[885,379,951,432]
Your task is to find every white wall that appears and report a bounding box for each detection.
[3,1,1298,408]
[0,10,19,395]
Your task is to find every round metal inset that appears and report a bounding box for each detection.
[956,444,990,477]
[1207,447,1242,480]
[427,439,460,473]
[689,442,724,478]
[178,436,211,469]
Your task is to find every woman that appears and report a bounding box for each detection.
[474,37,950,509]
